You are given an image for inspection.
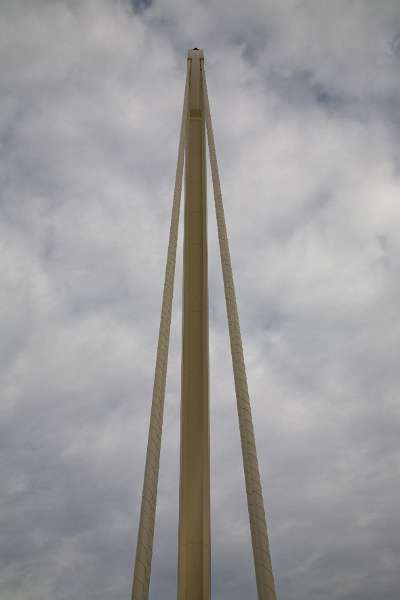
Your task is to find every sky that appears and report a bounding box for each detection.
[1,1,400,599]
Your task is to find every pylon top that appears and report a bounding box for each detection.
[187,48,204,59]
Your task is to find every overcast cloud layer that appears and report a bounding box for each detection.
[1,1,400,599]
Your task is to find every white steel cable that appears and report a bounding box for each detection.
[131,68,189,600]
[202,65,278,600]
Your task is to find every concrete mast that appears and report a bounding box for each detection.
[131,49,277,600]
[178,48,211,600]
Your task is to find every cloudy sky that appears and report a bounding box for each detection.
[1,1,400,599]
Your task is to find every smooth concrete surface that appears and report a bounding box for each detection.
[178,48,211,600]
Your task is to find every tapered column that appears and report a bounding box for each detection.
[178,49,210,600]
[202,69,277,600]
[131,69,189,600]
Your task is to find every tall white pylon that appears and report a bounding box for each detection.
[131,49,278,600]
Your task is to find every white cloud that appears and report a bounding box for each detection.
[1,1,400,599]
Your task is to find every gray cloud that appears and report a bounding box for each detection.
[1,1,400,599]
